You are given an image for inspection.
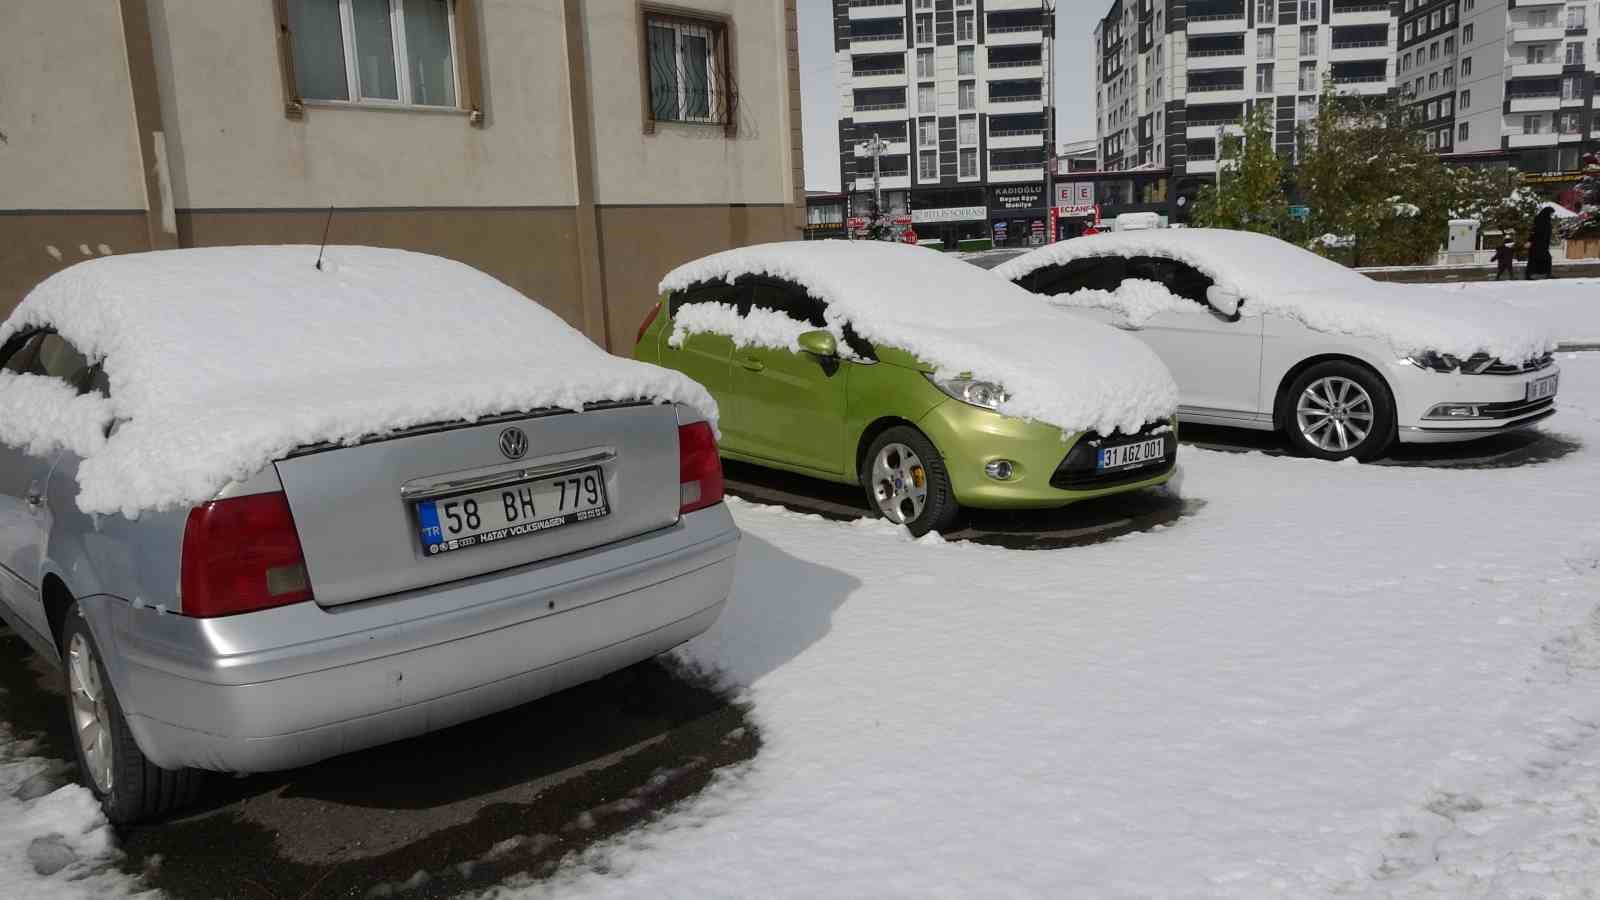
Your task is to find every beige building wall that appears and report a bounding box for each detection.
[0,0,804,348]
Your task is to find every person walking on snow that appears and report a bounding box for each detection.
[1492,240,1516,280]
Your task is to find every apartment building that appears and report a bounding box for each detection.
[832,0,1056,247]
[1401,0,1598,175]
[0,0,805,351]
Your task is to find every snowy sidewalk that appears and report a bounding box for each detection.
[493,353,1600,899]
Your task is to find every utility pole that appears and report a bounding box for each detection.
[1042,0,1057,242]
[855,131,891,238]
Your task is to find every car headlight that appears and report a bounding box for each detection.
[928,375,1008,411]
[1405,351,1461,373]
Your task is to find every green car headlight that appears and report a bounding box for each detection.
[928,375,1008,411]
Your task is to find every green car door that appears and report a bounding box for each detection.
[721,280,848,477]
[651,283,738,402]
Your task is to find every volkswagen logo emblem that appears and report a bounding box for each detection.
[498,427,529,460]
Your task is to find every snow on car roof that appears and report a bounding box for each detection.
[992,229,1556,363]
[659,240,1179,439]
[2,246,716,516]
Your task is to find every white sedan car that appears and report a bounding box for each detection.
[996,230,1559,461]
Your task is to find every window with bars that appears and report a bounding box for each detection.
[285,0,458,107]
[645,12,730,125]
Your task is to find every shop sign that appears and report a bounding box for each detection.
[1054,182,1095,210]
[990,184,1044,212]
[911,206,988,224]
[1522,172,1582,185]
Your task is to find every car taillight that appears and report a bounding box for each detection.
[180,491,313,617]
[636,302,662,346]
[678,421,724,515]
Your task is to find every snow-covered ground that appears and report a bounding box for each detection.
[491,353,1600,899]
[1438,279,1600,347]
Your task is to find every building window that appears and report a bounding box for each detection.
[918,117,937,145]
[917,48,934,78]
[1300,28,1317,56]
[1563,75,1583,101]
[1299,0,1317,21]
[1257,63,1274,92]
[1403,22,1414,42]
[957,11,975,42]
[1429,42,1439,61]
[957,46,975,76]
[1444,5,1454,24]
[1461,57,1471,76]
[1458,122,1469,141]
[1257,31,1274,58]
[286,0,459,106]
[1460,89,1470,109]
[959,147,977,177]
[959,80,975,110]
[919,83,936,114]
[958,115,977,144]
[1566,43,1585,67]
[919,149,938,179]
[1527,45,1548,65]
[1569,6,1586,29]
[1256,0,1274,23]
[1560,112,1582,134]
[1444,36,1454,56]
[646,11,730,124]
[1441,95,1452,116]
[1428,72,1438,91]
[1523,114,1543,135]
[1463,24,1473,44]
[1438,127,1450,149]
[1442,67,1454,86]
[915,14,933,44]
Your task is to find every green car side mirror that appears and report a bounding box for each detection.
[798,330,838,358]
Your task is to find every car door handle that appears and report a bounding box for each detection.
[738,357,766,372]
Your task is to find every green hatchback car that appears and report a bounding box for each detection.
[634,242,1180,536]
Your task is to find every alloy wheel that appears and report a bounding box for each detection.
[68,633,114,794]
[871,442,928,525]
[1295,375,1375,454]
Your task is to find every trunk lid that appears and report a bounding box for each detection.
[273,403,681,607]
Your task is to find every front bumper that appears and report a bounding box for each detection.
[1394,361,1560,445]
[915,400,1176,510]
[85,506,740,773]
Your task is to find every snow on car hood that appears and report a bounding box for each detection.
[3,246,716,516]
[993,229,1557,363]
[659,240,1179,438]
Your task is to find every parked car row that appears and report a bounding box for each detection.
[0,230,1560,823]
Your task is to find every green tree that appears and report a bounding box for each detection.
[1297,82,1453,267]
[1450,165,1541,251]
[1191,102,1289,234]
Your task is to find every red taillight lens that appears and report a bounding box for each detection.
[678,421,724,515]
[636,302,662,346]
[180,492,313,618]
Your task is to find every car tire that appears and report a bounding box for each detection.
[859,426,960,537]
[1280,360,1396,462]
[60,603,204,824]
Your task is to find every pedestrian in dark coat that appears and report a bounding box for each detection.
[1492,240,1516,280]
[1527,207,1555,280]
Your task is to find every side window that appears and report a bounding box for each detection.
[1026,257,1126,295]
[1125,257,1215,306]
[748,281,826,328]
[1,330,47,375]
[669,281,745,318]
[0,329,98,394]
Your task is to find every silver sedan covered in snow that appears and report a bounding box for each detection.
[0,246,738,823]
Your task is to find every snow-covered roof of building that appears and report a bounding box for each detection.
[992,229,1556,363]
[658,240,1178,439]
[1,246,716,516]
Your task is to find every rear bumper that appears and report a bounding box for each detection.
[89,506,739,773]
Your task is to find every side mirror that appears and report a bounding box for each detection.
[1205,285,1243,319]
[797,330,838,358]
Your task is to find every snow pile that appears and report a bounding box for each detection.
[659,241,1178,438]
[1434,278,1600,346]
[993,229,1557,362]
[1043,278,1193,327]
[668,303,818,355]
[0,374,111,460]
[3,247,717,516]
[489,353,1600,898]
[0,731,146,898]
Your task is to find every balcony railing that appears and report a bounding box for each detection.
[1332,74,1386,83]
[849,0,900,6]
[854,101,908,111]
[853,66,906,77]
[989,24,1043,33]
[989,93,1043,102]
[1188,118,1243,127]
[1188,151,1218,161]
[1331,40,1387,49]
[1332,2,1388,12]
[850,28,905,41]
[990,127,1044,136]
[1189,82,1246,92]
[991,162,1044,170]
[1189,12,1246,22]
[1190,48,1246,56]
[989,59,1043,68]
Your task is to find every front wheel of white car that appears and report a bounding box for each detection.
[1281,361,1395,462]
[61,603,204,824]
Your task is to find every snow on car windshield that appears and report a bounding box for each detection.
[659,241,1178,439]
[1,246,716,516]
[993,229,1556,364]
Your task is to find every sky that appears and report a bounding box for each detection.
[799,0,1104,192]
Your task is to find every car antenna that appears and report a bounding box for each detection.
[314,204,335,271]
